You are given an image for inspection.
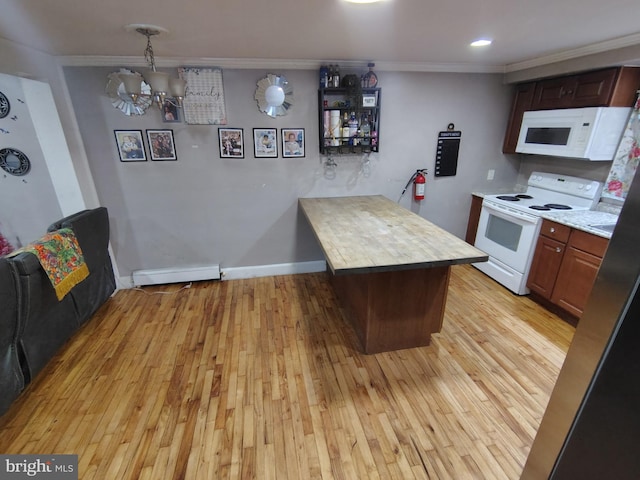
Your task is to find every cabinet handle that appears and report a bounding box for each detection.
[556,247,562,253]
[550,227,555,233]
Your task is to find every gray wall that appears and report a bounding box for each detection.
[63,66,517,279]
[515,155,614,188]
[2,30,621,284]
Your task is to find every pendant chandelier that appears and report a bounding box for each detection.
[118,24,186,111]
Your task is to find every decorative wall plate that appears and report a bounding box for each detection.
[0,91,9,119]
[105,69,152,116]
[0,148,30,176]
[255,74,293,118]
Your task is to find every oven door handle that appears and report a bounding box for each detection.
[482,201,539,224]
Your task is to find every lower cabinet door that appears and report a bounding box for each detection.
[527,236,565,299]
[551,246,602,318]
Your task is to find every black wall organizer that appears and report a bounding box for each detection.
[434,124,461,177]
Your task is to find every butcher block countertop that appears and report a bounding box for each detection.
[299,195,488,275]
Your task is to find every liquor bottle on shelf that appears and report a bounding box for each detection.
[361,115,371,145]
[341,112,350,145]
[332,65,341,88]
[319,65,329,88]
[355,127,362,146]
[348,112,358,144]
[363,62,378,88]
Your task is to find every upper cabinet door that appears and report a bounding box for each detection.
[502,82,536,154]
[531,69,617,110]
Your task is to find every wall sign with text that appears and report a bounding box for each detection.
[178,67,227,125]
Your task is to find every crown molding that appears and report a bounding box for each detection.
[505,32,640,73]
[58,55,505,74]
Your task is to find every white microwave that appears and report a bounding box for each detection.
[516,107,630,161]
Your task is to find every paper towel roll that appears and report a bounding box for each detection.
[329,110,340,146]
[323,111,331,138]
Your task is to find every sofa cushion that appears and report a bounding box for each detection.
[0,258,25,416]
[11,251,80,382]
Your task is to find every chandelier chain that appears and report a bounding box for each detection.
[142,31,157,72]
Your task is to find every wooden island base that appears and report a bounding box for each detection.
[299,195,487,354]
[330,266,450,354]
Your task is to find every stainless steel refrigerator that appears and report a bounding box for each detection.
[521,163,640,478]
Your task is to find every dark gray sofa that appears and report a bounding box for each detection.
[0,207,115,416]
[0,259,24,416]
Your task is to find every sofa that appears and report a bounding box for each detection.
[0,207,115,416]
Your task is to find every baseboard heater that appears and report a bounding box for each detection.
[131,264,221,286]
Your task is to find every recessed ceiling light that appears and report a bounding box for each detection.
[470,39,492,47]
[344,0,384,3]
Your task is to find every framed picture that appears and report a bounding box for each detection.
[146,129,177,161]
[253,128,277,158]
[282,128,305,158]
[114,130,146,162]
[161,99,180,123]
[219,128,244,158]
[362,94,377,107]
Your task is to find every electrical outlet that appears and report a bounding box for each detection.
[487,169,495,181]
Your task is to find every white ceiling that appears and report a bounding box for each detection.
[1,0,640,72]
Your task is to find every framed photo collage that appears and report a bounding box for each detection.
[115,128,305,163]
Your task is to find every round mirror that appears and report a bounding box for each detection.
[105,69,152,116]
[255,74,294,117]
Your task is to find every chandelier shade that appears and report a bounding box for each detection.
[119,72,143,97]
[115,24,186,112]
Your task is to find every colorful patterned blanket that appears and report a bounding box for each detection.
[11,228,89,300]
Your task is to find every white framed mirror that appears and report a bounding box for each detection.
[255,74,293,117]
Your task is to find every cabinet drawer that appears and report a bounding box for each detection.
[540,220,571,243]
[568,229,609,258]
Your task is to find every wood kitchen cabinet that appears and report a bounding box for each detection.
[502,82,536,154]
[531,68,637,110]
[527,220,570,298]
[527,219,609,319]
[502,66,640,154]
[465,194,483,244]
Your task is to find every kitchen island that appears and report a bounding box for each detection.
[299,195,488,353]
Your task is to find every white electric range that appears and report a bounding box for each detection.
[473,172,603,295]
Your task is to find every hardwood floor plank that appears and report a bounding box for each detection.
[0,265,574,479]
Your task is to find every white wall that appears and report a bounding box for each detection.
[0,74,61,246]
[63,66,518,280]
[0,37,99,212]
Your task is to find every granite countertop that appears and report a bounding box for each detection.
[539,209,618,239]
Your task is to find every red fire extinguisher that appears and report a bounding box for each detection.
[399,168,428,203]
[414,170,426,201]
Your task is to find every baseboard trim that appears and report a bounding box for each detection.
[131,264,221,287]
[116,261,327,288]
[221,260,326,281]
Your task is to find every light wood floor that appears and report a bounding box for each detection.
[0,265,575,479]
